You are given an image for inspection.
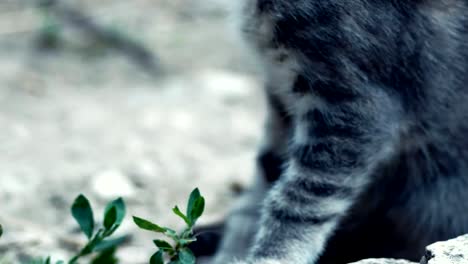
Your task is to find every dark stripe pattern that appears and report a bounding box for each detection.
[258,151,286,183]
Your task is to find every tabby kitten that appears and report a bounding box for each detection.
[192,1,468,263]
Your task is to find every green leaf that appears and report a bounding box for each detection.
[149,250,164,264]
[113,198,126,223]
[172,206,191,226]
[178,237,197,246]
[164,228,178,239]
[186,188,205,225]
[188,197,205,225]
[178,248,195,264]
[91,247,118,264]
[180,228,193,238]
[94,236,128,252]
[133,216,166,233]
[103,197,126,234]
[44,257,51,264]
[103,206,117,231]
[186,188,201,218]
[153,239,173,252]
[80,242,94,256]
[71,194,94,239]
[0,224,3,238]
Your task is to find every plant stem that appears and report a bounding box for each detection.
[68,255,80,264]
[68,229,105,264]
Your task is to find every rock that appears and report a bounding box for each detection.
[421,234,468,264]
[348,259,417,264]
[350,234,468,264]
[196,69,256,103]
[92,169,136,199]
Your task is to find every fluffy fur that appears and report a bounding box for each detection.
[190,1,468,263]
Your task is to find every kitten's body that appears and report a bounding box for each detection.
[191,1,468,263]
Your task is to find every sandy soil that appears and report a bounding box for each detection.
[0,1,264,262]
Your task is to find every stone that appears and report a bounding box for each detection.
[421,234,468,264]
[348,258,417,264]
[92,169,136,199]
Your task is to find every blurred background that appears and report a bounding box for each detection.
[0,0,265,262]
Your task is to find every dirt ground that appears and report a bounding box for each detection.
[0,1,265,262]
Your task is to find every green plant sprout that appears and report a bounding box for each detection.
[133,188,205,264]
[0,188,203,264]
[27,195,127,264]
[68,195,126,264]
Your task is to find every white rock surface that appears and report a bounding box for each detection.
[349,258,417,264]
[92,169,136,199]
[421,234,468,264]
[351,234,468,264]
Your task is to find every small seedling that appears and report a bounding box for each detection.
[68,194,126,264]
[27,194,127,264]
[0,189,204,264]
[133,188,205,264]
